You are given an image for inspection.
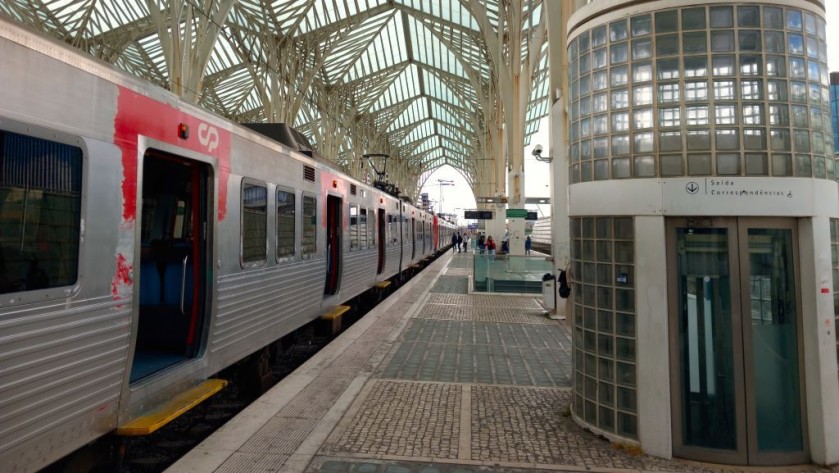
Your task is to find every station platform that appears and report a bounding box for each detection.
[166,251,831,473]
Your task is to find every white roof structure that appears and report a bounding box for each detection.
[0,0,551,197]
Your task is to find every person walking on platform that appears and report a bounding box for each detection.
[456,232,463,252]
[486,236,496,260]
[451,232,458,253]
[478,234,486,254]
[525,235,532,255]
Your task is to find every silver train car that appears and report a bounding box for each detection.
[0,18,457,473]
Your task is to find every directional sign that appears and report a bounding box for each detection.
[506,208,528,218]
[465,210,493,220]
[685,182,700,194]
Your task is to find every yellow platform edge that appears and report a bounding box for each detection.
[321,305,351,320]
[116,379,228,436]
[375,281,391,288]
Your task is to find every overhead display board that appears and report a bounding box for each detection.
[464,210,494,220]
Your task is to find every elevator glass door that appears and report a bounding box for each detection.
[668,218,806,466]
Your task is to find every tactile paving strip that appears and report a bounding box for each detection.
[416,303,557,325]
[321,342,385,377]
[325,380,461,459]
[429,275,469,294]
[239,416,319,454]
[280,376,355,419]
[426,293,542,308]
[380,320,572,386]
[215,452,290,473]
[446,255,475,269]
[443,268,473,276]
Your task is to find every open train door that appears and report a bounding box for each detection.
[132,151,210,382]
[433,216,439,251]
[411,217,417,259]
[324,195,342,295]
[377,208,385,274]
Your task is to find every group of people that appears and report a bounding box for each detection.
[452,232,532,257]
[451,232,468,253]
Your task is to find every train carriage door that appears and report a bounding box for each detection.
[421,221,426,254]
[324,195,342,295]
[377,209,385,274]
[433,217,439,251]
[411,218,417,259]
[132,151,210,383]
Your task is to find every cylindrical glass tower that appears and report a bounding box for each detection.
[564,0,839,466]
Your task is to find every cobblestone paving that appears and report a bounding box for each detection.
[307,457,575,472]
[312,255,839,473]
[325,380,461,459]
[379,320,572,386]
[430,275,469,294]
[467,386,839,473]
[307,456,839,473]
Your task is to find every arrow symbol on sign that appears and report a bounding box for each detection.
[686,182,699,194]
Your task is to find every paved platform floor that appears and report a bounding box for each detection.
[167,252,839,473]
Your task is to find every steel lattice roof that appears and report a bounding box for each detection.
[0,0,550,187]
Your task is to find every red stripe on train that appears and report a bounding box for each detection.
[113,86,232,221]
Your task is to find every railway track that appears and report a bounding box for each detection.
[41,254,442,473]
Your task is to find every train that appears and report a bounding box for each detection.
[0,18,457,473]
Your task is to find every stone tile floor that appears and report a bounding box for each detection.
[185,252,839,473]
[317,267,839,473]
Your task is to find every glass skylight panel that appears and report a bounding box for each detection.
[339,12,405,82]
[408,120,435,144]
[437,118,470,142]
[137,33,168,78]
[411,19,468,80]
[423,72,464,109]
[89,0,147,34]
[6,0,555,180]
[414,136,440,154]
[431,102,457,124]
[389,103,431,135]
[370,65,420,112]
[206,36,240,75]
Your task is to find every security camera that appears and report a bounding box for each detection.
[532,144,543,156]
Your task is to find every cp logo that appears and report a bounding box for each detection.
[197,123,219,153]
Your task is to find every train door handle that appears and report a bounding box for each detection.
[180,255,189,315]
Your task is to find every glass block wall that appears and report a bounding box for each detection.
[830,73,839,150]
[567,4,833,182]
[571,217,637,438]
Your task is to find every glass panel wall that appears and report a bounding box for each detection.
[567,4,832,182]
[571,217,637,438]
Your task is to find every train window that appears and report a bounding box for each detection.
[276,188,295,259]
[369,209,376,247]
[241,180,267,264]
[0,130,82,295]
[359,208,368,249]
[387,214,394,246]
[302,195,317,257]
[349,204,359,251]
